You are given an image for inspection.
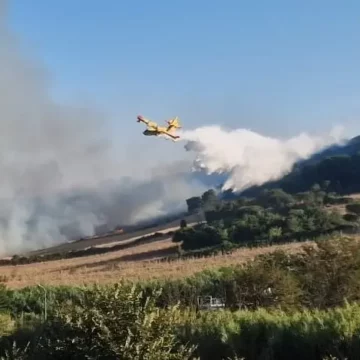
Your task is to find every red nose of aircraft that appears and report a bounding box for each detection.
[137,115,143,122]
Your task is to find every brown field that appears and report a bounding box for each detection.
[1,235,313,289]
[1,194,358,289]
[325,193,360,214]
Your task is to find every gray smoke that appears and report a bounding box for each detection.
[0,4,204,256]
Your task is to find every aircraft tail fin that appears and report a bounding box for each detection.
[166,117,181,130]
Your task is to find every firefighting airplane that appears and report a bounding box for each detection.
[136,115,181,141]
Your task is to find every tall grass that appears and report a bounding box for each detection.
[3,285,360,359]
[0,313,15,336]
[177,302,360,359]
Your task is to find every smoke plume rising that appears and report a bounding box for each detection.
[181,125,346,192]
[0,4,204,256]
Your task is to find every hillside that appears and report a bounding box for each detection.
[220,134,360,199]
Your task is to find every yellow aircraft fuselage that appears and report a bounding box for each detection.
[137,115,181,140]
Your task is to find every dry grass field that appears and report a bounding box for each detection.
[1,195,358,289]
[324,192,360,215]
[1,234,312,289]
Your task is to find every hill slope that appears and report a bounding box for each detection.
[220,134,360,198]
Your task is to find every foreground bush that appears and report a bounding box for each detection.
[5,280,360,358]
[5,298,360,359]
[1,283,196,360]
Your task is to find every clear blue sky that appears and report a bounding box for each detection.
[7,0,360,138]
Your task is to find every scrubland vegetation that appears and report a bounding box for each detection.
[176,184,359,255]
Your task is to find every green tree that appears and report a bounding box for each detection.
[296,238,360,308]
[256,189,295,210]
[201,189,219,211]
[268,226,282,242]
[173,225,227,250]
[230,215,260,243]
[225,259,302,310]
[286,209,305,234]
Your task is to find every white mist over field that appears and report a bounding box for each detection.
[181,125,346,192]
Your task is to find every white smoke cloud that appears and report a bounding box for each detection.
[0,4,204,256]
[181,125,346,192]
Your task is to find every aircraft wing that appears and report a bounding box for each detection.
[161,130,180,140]
[137,115,159,129]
